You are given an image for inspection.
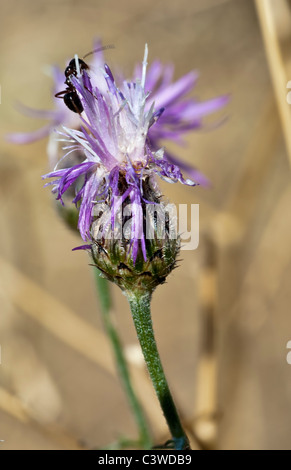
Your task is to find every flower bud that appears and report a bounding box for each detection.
[90,175,180,295]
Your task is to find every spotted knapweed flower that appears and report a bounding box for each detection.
[8,41,228,186]
[42,46,197,272]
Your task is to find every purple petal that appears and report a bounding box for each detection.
[129,188,146,263]
[43,161,97,204]
[7,124,54,144]
[72,244,92,251]
[164,151,210,187]
[152,71,199,109]
[78,172,101,240]
[180,95,230,120]
[144,60,163,90]
[15,102,62,121]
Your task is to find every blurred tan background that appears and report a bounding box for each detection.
[1,0,291,450]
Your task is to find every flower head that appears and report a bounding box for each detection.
[43,46,196,264]
[8,40,229,186]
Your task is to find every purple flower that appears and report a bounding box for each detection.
[8,41,229,185]
[43,46,197,263]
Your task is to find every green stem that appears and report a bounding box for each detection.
[126,290,190,450]
[93,269,152,449]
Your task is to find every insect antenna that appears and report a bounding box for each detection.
[83,44,115,60]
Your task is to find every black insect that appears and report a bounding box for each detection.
[55,58,88,113]
[55,45,114,114]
